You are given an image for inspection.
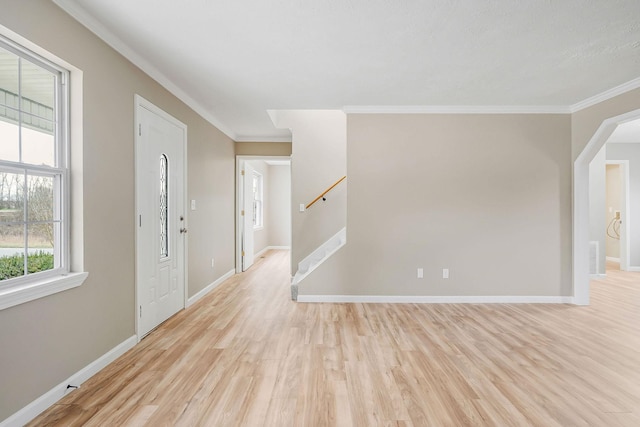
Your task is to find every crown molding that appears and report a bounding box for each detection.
[570,77,640,113]
[342,105,571,114]
[53,0,238,141]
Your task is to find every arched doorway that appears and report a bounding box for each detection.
[573,108,640,304]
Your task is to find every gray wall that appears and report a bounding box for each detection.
[301,113,572,297]
[605,164,621,259]
[0,0,235,420]
[589,145,606,274]
[607,143,640,267]
[268,165,292,248]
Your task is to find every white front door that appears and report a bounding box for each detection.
[136,97,187,338]
[242,161,255,271]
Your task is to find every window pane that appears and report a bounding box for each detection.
[0,223,25,280]
[0,46,19,107]
[0,120,19,163]
[27,223,54,274]
[27,174,54,222]
[21,57,56,166]
[20,59,55,114]
[0,46,20,163]
[21,119,55,166]
[0,171,24,213]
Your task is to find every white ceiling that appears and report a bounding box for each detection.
[264,159,291,166]
[54,0,640,142]
[608,118,640,143]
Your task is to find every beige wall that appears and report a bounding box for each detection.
[301,113,572,297]
[236,141,292,156]
[270,110,347,274]
[0,0,235,420]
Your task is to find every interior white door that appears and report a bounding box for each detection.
[242,161,255,271]
[136,101,186,338]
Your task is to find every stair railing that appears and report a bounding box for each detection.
[306,176,346,209]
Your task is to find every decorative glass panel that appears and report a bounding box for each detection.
[159,154,168,258]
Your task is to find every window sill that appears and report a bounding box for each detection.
[0,272,88,311]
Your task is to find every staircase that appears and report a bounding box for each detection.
[291,227,346,300]
[267,110,347,301]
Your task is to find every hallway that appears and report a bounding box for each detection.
[30,250,640,426]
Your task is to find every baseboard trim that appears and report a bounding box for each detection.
[296,295,575,304]
[255,246,290,258]
[1,335,137,427]
[606,256,620,262]
[590,273,607,279]
[186,269,235,308]
[627,266,640,272]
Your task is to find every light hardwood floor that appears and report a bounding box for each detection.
[29,252,640,426]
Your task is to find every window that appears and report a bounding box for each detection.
[0,34,84,310]
[252,171,263,229]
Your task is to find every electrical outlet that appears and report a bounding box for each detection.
[299,203,305,212]
[191,199,196,210]
[417,268,423,279]
[443,268,449,279]
[615,211,621,220]
[211,258,215,268]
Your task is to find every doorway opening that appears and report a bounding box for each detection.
[574,108,640,304]
[236,156,291,273]
[603,161,629,272]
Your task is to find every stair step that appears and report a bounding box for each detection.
[292,227,346,291]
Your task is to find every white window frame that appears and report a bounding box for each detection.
[0,32,87,311]
[252,171,263,229]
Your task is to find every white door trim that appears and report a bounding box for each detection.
[573,108,640,305]
[134,95,188,340]
[235,155,290,273]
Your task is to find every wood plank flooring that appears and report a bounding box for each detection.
[29,253,640,426]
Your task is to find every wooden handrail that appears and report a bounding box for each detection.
[306,176,347,209]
